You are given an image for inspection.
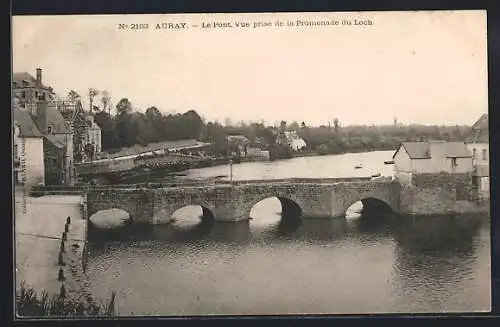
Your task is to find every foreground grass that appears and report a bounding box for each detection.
[16,282,116,318]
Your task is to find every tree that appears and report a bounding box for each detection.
[114,99,136,147]
[100,90,111,115]
[67,90,80,102]
[88,88,99,112]
[289,121,299,131]
[333,118,340,135]
[116,98,133,116]
[94,111,118,150]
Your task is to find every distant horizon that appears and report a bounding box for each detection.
[12,11,488,126]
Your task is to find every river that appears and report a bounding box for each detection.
[84,150,491,315]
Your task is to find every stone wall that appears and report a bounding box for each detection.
[411,172,472,189]
[399,172,489,215]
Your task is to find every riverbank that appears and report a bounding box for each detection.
[14,191,102,315]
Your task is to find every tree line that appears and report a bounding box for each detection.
[68,90,474,158]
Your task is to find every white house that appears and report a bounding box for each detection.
[13,110,45,186]
[283,131,307,151]
[466,114,489,196]
[84,113,102,155]
[392,140,473,184]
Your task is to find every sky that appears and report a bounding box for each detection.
[12,11,487,126]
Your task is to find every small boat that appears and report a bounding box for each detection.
[384,160,394,165]
[371,173,381,178]
[354,164,363,169]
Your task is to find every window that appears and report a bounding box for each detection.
[47,126,53,134]
[14,144,18,158]
[472,148,476,158]
[21,91,26,98]
[482,149,488,161]
[451,158,457,167]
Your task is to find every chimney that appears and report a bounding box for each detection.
[36,68,42,88]
[35,102,49,134]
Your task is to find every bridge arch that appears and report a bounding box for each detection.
[247,194,303,223]
[89,208,132,229]
[344,196,395,218]
[170,204,215,225]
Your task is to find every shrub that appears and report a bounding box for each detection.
[16,282,116,318]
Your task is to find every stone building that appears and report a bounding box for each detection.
[466,114,489,197]
[393,141,473,185]
[13,68,55,107]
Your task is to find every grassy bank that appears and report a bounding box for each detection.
[16,283,116,317]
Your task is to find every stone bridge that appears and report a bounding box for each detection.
[85,178,401,224]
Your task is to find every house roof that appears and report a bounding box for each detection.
[45,134,66,149]
[472,114,488,131]
[13,110,43,137]
[393,142,431,159]
[393,141,472,160]
[42,103,70,134]
[440,141,473,158]
[12,72,51,90]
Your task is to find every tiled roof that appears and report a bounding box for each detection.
[393,141,472,159]
[438,141,473,158]
[32,102,70,134]
[13,110,43,137]
[472,114,488,131]
[45,134,66,149]
[394,142,431,159]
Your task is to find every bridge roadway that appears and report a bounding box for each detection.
[85,177,401,224]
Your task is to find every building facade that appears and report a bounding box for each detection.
[278,130,307,151]
[13,110,45,186]
[58,100,102,162]
[393,141,473,185]
[83,113,102,156]
[13,68,55,107]
[466,114,489,196]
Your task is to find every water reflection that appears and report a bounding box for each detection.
[291,218,347,241]
[209,221,250,244]
[390,215,487,312]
